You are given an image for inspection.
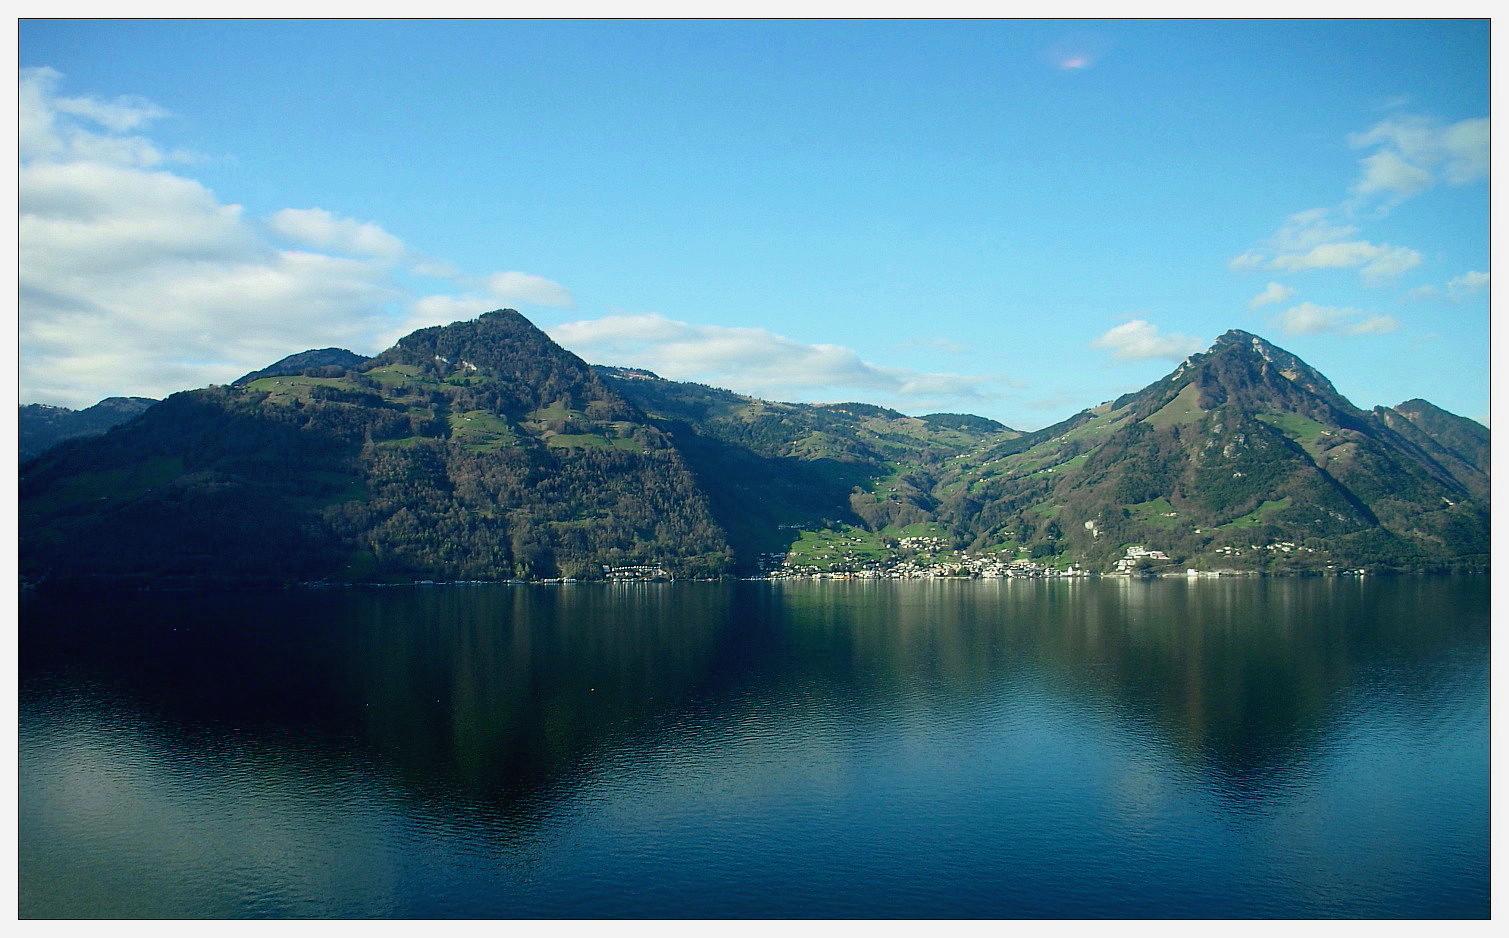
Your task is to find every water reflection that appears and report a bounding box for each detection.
[22,578,1488,813]
[766,577,1484,795]
[19,576,1488,917]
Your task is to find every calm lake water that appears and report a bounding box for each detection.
[19,577,1489,918]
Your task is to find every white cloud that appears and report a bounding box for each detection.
[1249,239,1421,283]
[1232,113,1486,289]
[1272,302,1397,337]
[20,67,179,167]
[1447,270,1489,299]
[1437,119,1491,183]
[51,88,167,133]
[1247,282,1295,309]
[486,271,575,308]
[1230,208,1420,284]
[268,207,406,261]
[547,312,997,408]
[1405,271,1488,304]
[1347,314,1399,335]
[1273,303,1353,335]
[22,160,258,273]
[1347,114,1489,208]
[1270,208,1358,252]
[1091,320,1205,361]
[1351,149,1433,201]
[21,249,399,406]
[18,69,420,407]
[1353,245,1423,282]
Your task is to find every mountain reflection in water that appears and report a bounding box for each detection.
[20,577,1488,918]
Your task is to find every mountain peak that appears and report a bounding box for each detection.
[1200,329,1329,382]
[1106,327,1360,428]
[478,307,530,323]
[387,308,558,361]
[1207,328,1285,360]
[1213,328,1260,345]
[235,348,369,385]
[373,309,640,421]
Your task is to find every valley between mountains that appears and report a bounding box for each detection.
[20,309,1489,585]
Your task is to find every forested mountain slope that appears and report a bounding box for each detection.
[920,330,1489,571]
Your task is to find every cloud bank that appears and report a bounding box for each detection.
[1447,270,1489,298]
[1228,112,1485,306]
[1348,115,1489,210]
[1271,302,1397,337]
[1229,208,1421,284]
[268,207,406,261]
[547,312,997,410]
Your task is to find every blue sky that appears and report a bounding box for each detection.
[18,19,1490,427]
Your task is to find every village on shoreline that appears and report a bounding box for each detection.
[733,531,1368,581]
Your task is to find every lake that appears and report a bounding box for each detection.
[19,576,1489,918]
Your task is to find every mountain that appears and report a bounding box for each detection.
[18,314,1489,585]
[1373,398,1489,501]
[19,397,159,462]
[920,330,1489,571]
[21,310,729,585]
[601,329,1486,573]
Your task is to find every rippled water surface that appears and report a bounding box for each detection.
[20,577,1489,918]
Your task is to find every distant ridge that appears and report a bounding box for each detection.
[19,396,158,462]
[1373,398,1489,501]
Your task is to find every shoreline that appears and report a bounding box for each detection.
[21,566,1489,595]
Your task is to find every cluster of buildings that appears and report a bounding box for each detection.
[763,552,1087,580]
[1249,541,1316,554]
[1112,545,1171,573]
[1212,541,1315,558]
[757,535,1335,582]
[602,564,670,581]
[896,535,948,551]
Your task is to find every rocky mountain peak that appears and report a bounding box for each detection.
[1177,329,1351,417]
